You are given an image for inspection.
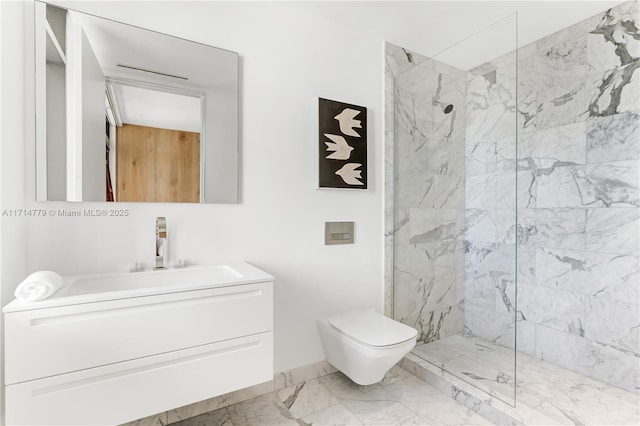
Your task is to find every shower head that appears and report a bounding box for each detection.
[432,98,454,114]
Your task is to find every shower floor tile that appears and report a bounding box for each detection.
[410,333,640,425]
[172,366,491,426]
[413,333,518,403]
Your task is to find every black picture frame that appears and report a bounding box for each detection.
[318,98,367,189]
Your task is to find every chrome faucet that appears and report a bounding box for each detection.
[155,217,167,270]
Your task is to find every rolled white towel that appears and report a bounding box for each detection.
[15,271,64,303]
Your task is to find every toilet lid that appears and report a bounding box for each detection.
[328,310,417,348]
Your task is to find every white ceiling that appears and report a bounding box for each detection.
[287,0,623,69]
[111,84,202,133]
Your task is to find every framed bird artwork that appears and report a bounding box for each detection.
[318,98,367,189]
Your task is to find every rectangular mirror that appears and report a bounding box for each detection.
[35,1,239,203]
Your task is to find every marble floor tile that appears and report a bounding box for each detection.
[171,408,232,426]
[340,400,416,425]
[411,333,640,425]
[121,413,168,426]
[223,394,297,426]
[167,337,639,426]
[171,365,493,425]
[298,404,362,426]
[171,394,297,426]
[398,415,432,425]
[413,333,516,403]
[277,378,339,419]
[317,367,489,425]
[372,375,493,426]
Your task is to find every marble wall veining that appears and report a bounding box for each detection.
[463,43,519,355]
[388,45,468,344]
[384,44,429,318]
[387,0,639,395]
[463,0,639,393]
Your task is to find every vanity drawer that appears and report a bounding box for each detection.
[5,331,273,426]
[5,281,273,385]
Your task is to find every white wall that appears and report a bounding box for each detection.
[1,0,29,324]
[1,1,31,422]
[4,1,385,374]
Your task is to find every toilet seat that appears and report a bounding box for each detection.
[319,310,418,385]
[328,310,417,349]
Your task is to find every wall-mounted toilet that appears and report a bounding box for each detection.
[318,310,417,385]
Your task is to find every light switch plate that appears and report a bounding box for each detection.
[325,221,354,245]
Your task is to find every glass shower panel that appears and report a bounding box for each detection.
[393,14,519,405]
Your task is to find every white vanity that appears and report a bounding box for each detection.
[3,262,274,425]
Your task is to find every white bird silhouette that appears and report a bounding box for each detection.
[334,108,362,137]
[324,134,354,160]
[335,163,364,186]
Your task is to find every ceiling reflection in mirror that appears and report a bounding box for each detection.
[35,1,239,203]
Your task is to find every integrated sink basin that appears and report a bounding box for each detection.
[4,261,273,312]
[64,264,243,295]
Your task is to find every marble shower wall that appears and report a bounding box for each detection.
[390,45,467,343]
[387,0,638,394]
[464,0,640,393]
[384,44,429,317]
[463,38,519,352]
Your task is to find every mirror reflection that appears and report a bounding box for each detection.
[35,2,239,203]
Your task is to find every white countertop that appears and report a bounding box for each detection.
[3,261,273,313]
